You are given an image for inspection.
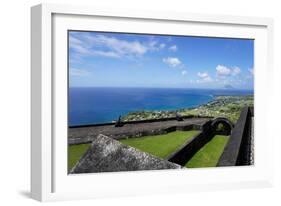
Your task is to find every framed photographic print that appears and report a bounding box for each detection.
[31,3,274,201]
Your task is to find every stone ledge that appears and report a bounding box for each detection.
[68,117,211,145]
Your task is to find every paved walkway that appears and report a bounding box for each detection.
[68,118,211,145]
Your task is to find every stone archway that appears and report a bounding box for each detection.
[211,117,234,135]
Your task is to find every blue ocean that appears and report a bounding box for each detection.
[69,87,253,126]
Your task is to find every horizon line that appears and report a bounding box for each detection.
[69,86,254,91]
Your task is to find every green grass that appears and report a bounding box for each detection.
[68,143,91,171]
[68,130,199,171]
[185,135,229,168]
[120,130,199,159]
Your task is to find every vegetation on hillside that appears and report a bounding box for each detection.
[122,95,253,123]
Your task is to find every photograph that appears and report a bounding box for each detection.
[67,31,254,174]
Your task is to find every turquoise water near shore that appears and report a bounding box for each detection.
[69,87,253,126]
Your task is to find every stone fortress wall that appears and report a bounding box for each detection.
[167,106,254,167]
[217,106,254,166]
[69,106,254,173]
[68,116,211,145]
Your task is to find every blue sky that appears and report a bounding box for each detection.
[69,31,254,90]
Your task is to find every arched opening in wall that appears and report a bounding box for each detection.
[211,118,234,136]
[216,123,225,132]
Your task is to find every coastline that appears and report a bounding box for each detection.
[69,87,254,126]
[122,95,254,123]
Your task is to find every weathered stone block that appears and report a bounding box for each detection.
[70,134,181,174]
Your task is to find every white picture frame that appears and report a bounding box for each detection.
[31,3,274,202]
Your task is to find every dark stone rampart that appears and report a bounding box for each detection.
[69,115,212,128]
[217,106,254,166]
[68,117,211,145]
[167,120,215,166]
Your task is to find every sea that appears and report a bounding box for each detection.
[69,87,253,126]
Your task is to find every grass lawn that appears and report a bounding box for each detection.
[68,130,199,171]
[68,143,91,171]
[120,130,199,159]
[185,135,229,168]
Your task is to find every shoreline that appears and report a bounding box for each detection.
[69,95,254,127]
[122,95,254,123]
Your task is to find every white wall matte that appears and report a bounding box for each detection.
[0,0,281,205]
[51,10,272,201]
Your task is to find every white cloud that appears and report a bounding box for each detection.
[197,72,209,78]
[163,57,182,67]
[169,45,177,52]
[70,35,121,58]
[232,66,241,75]
[248,68,254,75]
[69,33,167,59]
[216,65,232,76]
[159,43,166,49]
[197,72,212,82]
[91,34,147,56]
[216,65,241,77]
[90,50,120,58]
[69,36,90,55]
[203,76,213,82]
[182,70,187,76]
[196,77,213,83]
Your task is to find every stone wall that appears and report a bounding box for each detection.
[167,120,215,166]
[69,115,212,128]
[217,106,254,167]
[68,117,211,145]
